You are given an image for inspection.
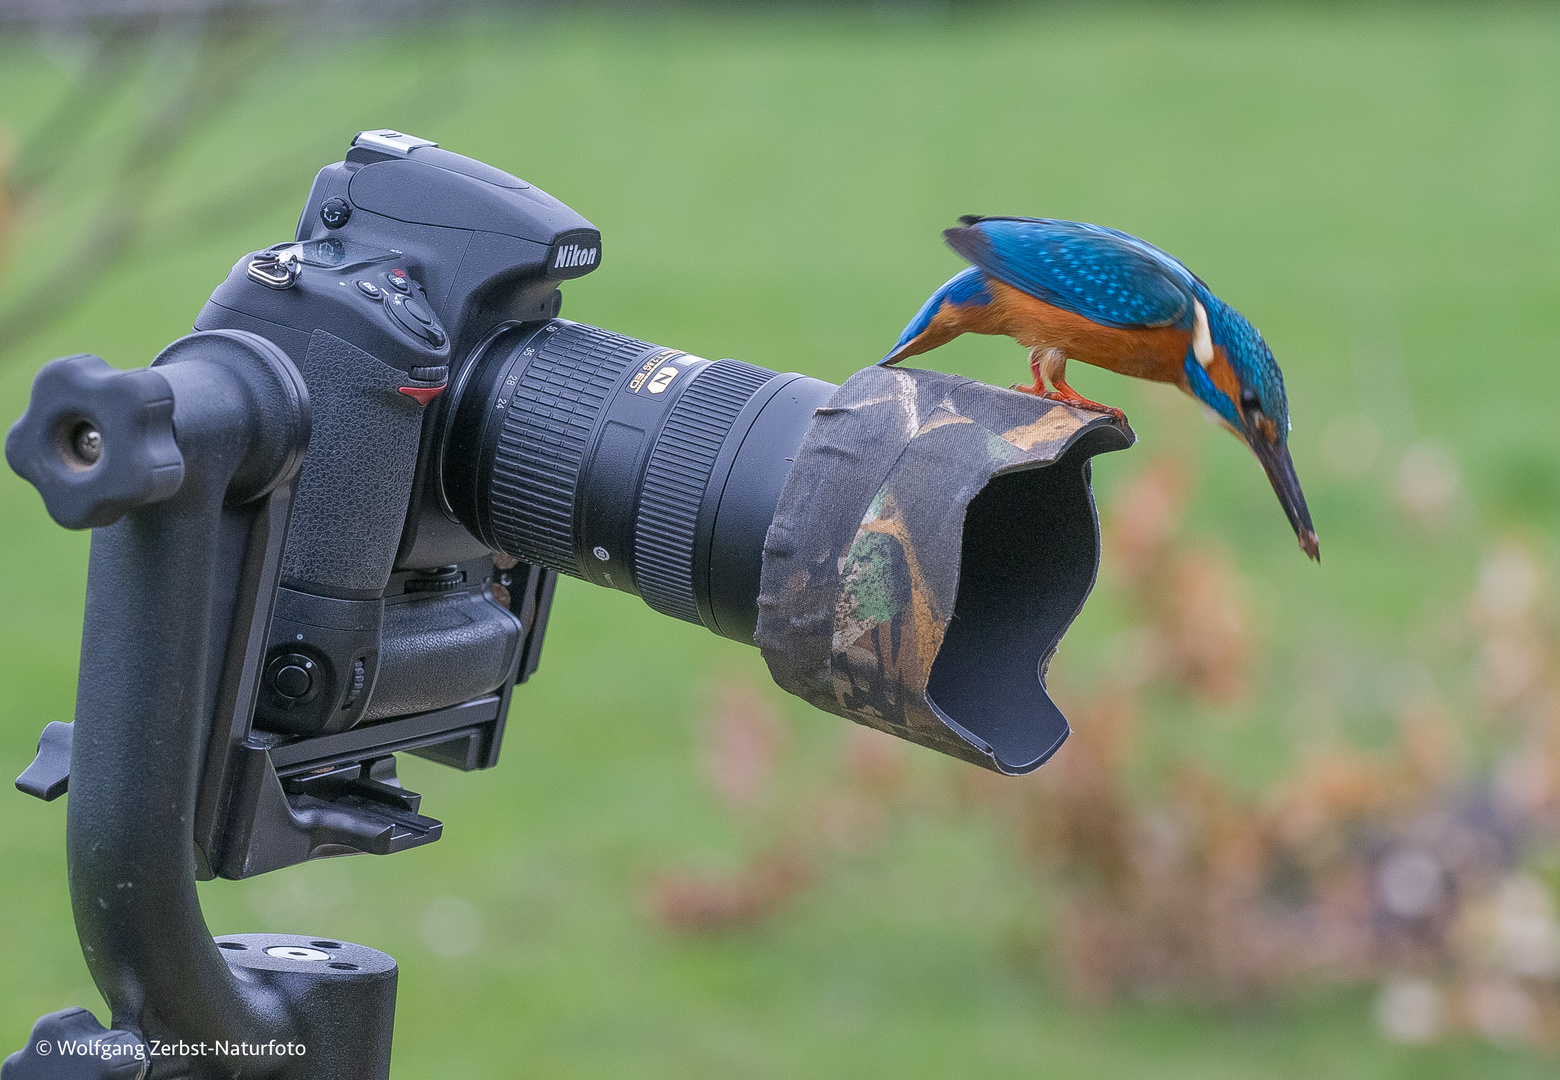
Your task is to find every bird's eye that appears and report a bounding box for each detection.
[1240,387,1259,408]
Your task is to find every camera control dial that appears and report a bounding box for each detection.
[319,196,352,230]
[381,275,448,347]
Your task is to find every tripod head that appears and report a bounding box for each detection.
[5,331,389,1079]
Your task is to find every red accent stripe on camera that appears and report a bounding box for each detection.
[398,386,445,406]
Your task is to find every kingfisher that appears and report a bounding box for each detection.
[881,215,1319,561]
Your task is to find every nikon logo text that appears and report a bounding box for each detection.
[553,244,598,270]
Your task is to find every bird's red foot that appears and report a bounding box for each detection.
[1039,389,1126,422]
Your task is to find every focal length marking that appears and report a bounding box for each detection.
[628,349,686,395]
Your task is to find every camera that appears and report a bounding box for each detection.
[175,130,835,877]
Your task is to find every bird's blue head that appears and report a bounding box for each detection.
[1185,286,1319,561]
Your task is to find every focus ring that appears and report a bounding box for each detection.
[635,359,776,622]
[487,322,655,575]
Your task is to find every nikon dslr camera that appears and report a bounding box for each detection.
[149,130,832,877]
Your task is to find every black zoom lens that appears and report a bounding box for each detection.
[441,320,835,643]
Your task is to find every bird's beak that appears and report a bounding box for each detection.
[1249,433,1320,562]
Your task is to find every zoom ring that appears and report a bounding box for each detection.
[487,323,655,575]
[634,360,776,623]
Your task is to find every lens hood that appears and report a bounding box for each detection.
[756,366,1133,775]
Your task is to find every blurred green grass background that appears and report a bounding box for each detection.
[2,3,1559,1076]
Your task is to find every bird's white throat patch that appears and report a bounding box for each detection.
[1192,300,1214,369]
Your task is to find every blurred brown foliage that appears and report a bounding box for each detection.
[645,847,813,935]
[996,464,1560,1048]
[645,683,810,933]
[644,682,910,934]
[1105,459,1252,704]
[650,457,1560,1051]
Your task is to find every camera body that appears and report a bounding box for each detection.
[196,130,599,740]
[152,129,838,879]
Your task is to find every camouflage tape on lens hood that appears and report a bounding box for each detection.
[755,366,1133,774]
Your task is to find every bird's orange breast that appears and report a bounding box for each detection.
[982,280,1192,388]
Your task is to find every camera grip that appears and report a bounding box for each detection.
[363,590,525,722]
[284,329,427,596]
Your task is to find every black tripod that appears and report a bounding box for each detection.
[4,332,396,1080]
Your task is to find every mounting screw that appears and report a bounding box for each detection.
[63,419,102,468]
[266,946,331,962]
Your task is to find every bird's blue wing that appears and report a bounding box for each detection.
[945,217,1193,330]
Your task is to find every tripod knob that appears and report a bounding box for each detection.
[1,1007,148,1079]
[4,354,184,530]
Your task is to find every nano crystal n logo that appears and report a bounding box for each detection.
[553,243,599,270]
[647,366,679,394]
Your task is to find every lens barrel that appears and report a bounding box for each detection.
[441,320,833,643]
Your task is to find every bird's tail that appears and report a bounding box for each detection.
[880,265,990,365]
